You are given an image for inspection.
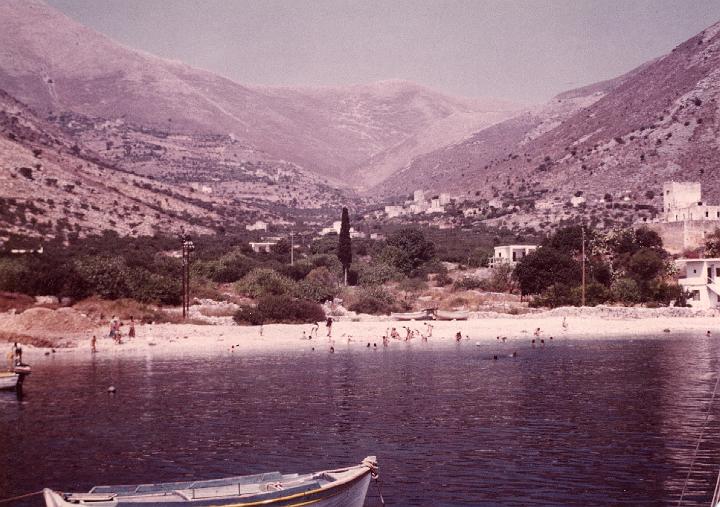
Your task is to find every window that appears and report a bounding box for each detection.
[706,211,709,218]
[693,290,701,301]
[716,267,720,277]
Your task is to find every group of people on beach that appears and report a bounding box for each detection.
[98,315,136,350]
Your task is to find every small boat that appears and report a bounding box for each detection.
[435,310,469,321]
[0,371,19,391]
[391,308,435,321]
[43,456,378,507]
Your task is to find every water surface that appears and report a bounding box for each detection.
[2,335,720,506]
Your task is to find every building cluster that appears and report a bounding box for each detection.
[384,190,453,218]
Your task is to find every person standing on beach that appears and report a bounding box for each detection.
[128,316,136,338]
[6,345,14,370]
[326,317,333,337]
[311,322,319,338]
[91,335,97,353]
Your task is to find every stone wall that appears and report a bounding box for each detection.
[647,220,720,254]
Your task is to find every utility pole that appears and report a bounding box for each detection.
[290,230,294,266]
[180,234,195,319]
[581,225,586,307]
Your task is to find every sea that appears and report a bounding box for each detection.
[2,334,720,506]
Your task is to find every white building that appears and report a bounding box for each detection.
[489,245,538,268]
[439,193,452,206]
[676,258,720,308]
[245,220,268,232]
[385,205,406,218]
[249,241,277,253]
[463,208,481,217]
[414,189,426,203]
[663,181,720,222]
[426,198,444,214]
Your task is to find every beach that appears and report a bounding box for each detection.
[4,305,719,361]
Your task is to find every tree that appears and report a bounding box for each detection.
[337,207,352,285]
[384,228,435,276]
[705,228,720,257]
[513,247,581,295]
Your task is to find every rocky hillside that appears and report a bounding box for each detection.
[0,0,520,187]
[380,21,720,211]
[0,86,350,243]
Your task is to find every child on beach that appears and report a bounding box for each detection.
[128,316,136,338]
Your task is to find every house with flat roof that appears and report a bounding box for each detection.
[489,245,537,268]
[676,258,720,308]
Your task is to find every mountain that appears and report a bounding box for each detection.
[0,85,353,243]
[0,0,520,187]
[379,21,720,210]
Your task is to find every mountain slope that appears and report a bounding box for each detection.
[380,21,720,210]
[0,0,520,186]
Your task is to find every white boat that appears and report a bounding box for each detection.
[390,310,433,321]
[44,456,378,507]
[0,371,19,390]
[435,310,469,321]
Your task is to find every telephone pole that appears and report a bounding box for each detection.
[290,230,294,266]
[581,225,586,307]
[180,234,195,319]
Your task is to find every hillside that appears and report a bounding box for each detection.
[0,0,520,186]
[380,21,720,214]
[0,87,351,243]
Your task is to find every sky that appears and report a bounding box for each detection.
[46,0,720,103]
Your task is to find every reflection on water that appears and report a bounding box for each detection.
[2,335,720,506]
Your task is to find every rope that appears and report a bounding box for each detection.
[678,372,720,506]
[0,490,43,504]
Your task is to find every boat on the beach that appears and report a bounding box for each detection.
[435,310,469,321]
[43,456,378,507]
[391,309,434,321]
[0,371,20,390]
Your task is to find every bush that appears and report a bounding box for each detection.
[397,277,428,293]
[257,295,325,323]
[530,283,578,308]
[434,272,452,287]
[235,268,297,298]
[453,276,484,291]
[611,278,641,305]
[73,255,129,299]
[356,261,399,286]
[297,266,338,303]
[232,304,265,325]
[571,282,610,306]
[347,285,395,315]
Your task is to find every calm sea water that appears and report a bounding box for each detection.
[2,335,720,506]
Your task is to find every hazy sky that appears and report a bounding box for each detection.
[46,0,720,103]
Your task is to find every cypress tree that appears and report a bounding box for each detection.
[337,207,352,285]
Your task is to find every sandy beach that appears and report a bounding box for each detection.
[6,305,719,362]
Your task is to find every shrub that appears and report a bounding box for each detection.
[397,277,428,293]
[571,282,610,306]
[530,283,578,308]
[74,255,130,299]
[347,285,395,315]
[257,295,325,323]
[611,278,641,305]
[297,266,338,303]
[235,268,297,298]
[434,272,452,287]
[356,261,399,286]
[453,276,484,291]
[233,304,265,325]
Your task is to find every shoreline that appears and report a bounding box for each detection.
[12,309,720,362]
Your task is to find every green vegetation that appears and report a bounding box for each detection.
[514,225,682,308]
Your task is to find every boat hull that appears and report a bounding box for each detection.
[0,373,19,390]
[44,458,375,507]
